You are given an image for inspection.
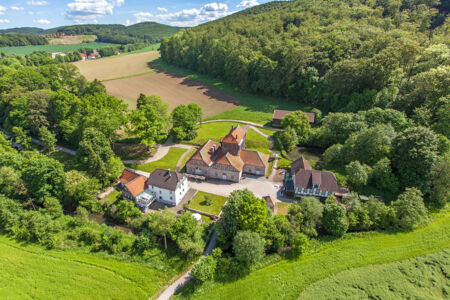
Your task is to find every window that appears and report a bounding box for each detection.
[159,191,161,194]
[170,197,172,200]
[159,196,162,200]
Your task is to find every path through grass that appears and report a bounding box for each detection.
[127,147,187,172]
[175,210,450,299]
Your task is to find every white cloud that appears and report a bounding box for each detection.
[0,5,6,15]
[237,0,259,8]
[0,19,10,23]
[65,0,124,24]
[27,0,49,6]
[153,2,230,27]
[34,19,51,25]
[11,6,25,11]
[157,7,168,13]
[134,11,153,23]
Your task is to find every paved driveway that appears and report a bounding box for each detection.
[188,175,288,202]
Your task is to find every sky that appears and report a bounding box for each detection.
[0,0,270,29]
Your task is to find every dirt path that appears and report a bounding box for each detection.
[156,230,218,300]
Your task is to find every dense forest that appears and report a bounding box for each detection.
[0,33,48,47]
[161,0,449,122]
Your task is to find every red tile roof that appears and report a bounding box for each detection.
[240,150,269,168]
[120,169,142,184]
[187,140,219,166]
[125,175,148,197]
[273,110,315,124]
[214,152,244,171]
[221,125,247,145]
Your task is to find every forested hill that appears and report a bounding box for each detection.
[1,22,183,45]
[0,33,48,47]
[160,0,449,119]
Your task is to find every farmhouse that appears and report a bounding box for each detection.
[119,168,189,212]
[185,125,270,182]
[272,110,315,127]
[284,157,349,199]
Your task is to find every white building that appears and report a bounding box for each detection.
[146,169,189,206]
[119,169,189,212]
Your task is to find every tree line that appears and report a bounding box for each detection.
[0,33,48,47]
[160,0,449,126]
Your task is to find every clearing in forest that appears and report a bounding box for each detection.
[74,51,240,117]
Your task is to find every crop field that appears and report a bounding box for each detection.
[0,42,119,55]
[0,234,186,300]
[74,52,239,116]
[175,210,450,299]
[299,249,450,299]
[73,51,160,81]
[49,35,97,45]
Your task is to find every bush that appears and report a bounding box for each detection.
[191,255,217,283]
[393,188,428,231]
[290,232,309,256]
[233,231,265,267]
[322,203,349,237]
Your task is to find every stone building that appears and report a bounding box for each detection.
[185,125,269,182]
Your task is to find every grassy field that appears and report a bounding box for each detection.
[299,249,450,299]
[155,59,307,125]
[0,234,187,300]
[0,42,119,55]
[188,191,227,216]
[127,147,188,172]
[49,35,96,45]
[73,51,160,81]
[246,127,272,154]
[102,190,121,206]
[275,202,292,215]
[175,210,450,299]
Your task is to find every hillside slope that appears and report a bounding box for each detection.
[161,0,449,119]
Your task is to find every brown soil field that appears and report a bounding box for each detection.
[74,51,240,117]
[103,71,239,117]
[73,51,160,81]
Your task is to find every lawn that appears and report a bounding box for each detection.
[299,250,450,299]
[185,122,245,146]
[155,59,307,125]
[188,191,227,216]
[102,189,122,206]
[0,42,119,55]
[275,202,292,215]
[246,127,271,154]
[179,148,197,171]
[127,147,188,172]
[0,234,187,300]
[175,210,450,299]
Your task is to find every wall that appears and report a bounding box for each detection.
[243,165,266,176]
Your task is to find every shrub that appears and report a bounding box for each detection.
[191,255,217,283]
[290,232,309,256]
[392,188,428,231]
[322,203,349,237]
[233,231,265,267]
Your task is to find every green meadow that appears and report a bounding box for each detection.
[0,234,186,299]
[299,249,449,299]
[127,147,188,172]
[175,210,450,299]
[0,42,119,55]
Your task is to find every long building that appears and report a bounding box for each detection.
[185,125,270,182]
